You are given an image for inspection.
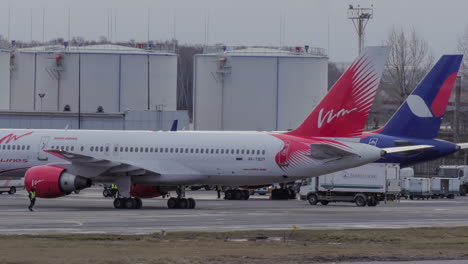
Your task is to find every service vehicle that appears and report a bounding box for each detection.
[430,177,458,199]
[401,177,431,200]
[299,163,400,207]
[437,166,468,195]
[0,178,24,195]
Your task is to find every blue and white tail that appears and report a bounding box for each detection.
[379,55,463,139]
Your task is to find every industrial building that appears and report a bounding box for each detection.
[193,47,328,131]
[0,44,177,113]
[0,44,187,131]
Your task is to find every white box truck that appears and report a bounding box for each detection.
[299,163,400,207]
[437,166,468,195]
[0,178,24,195]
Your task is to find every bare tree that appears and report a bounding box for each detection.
[366,28,433,129]
[382,27,434,105]
[457,25,468,78]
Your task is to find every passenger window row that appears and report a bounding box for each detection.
[50,145,75,152]
[1,145,31,151]
[46,144,267,156]
[112,146,266,155]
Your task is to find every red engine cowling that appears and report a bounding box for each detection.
[130,184,166,198]
[25,165,92,198]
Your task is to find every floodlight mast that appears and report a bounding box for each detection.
[347,4,373,54]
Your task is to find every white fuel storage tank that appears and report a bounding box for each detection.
[6,44,176,113]
[193,47,328,131]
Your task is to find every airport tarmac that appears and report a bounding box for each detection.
[1,187,468,235]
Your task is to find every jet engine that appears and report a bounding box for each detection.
[24,165,92,198]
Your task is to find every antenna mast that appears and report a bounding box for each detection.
[347,4,373,54]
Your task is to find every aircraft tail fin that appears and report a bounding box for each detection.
[380,55,463,139]
[170,120,178,132]
[286,46,390,139]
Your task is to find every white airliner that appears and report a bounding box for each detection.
[0,46,430,210]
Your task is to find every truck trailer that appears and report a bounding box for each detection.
[430,177,459,199]
[299,163,400,207]
[401,177,431,200]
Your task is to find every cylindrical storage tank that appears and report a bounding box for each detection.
[80,53,120,113]
[193,47,328,131]
[10,52,35,111]
[8,44,177,114]
[0,49,10,110]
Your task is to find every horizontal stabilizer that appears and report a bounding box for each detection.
[309,143,358,160]
[382,145,433,154]
[457,143,468,149]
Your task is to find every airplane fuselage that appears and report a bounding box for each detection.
[0,129,383,185]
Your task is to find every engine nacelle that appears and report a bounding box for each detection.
[24,165,92,198]
[130,184,167,198]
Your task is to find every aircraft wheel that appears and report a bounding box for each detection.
[234,190,242,200]
[288,188,296,199]
[167,197,177,209]
[125,198,136,209]
[242,190,250,200]
[225,190,234,200]
[114,198,125,209]
[135,198,143,209]
[177,198,188,209]
[187,198,196,209]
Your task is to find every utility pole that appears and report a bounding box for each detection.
[454,74,461,147]
[347,4,373,54]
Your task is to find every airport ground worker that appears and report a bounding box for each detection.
[111,184,119,198]
[28,187,36,211]
[216,185,222,199]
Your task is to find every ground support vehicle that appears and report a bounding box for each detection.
[430,177,459,199]
[437,166,468,196]
[253,186,269,195]
[401,177,431,200]
[0,178,24,195]
[102,184,119,198]
[299,163,400,207]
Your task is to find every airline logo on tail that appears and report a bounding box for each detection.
[406,72,457,118]
[286,46,390,139]
[317,107,358,128]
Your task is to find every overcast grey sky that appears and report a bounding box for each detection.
[1,0,466,62]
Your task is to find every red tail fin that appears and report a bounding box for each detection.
[286,46,390,139]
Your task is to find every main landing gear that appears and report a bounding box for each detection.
[224,189,250,200]
[114,197,143,209]
[167,186,196,209]
[167,197,196,209]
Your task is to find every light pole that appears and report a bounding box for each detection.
[347,4,373,54]
[38,93,46,112]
